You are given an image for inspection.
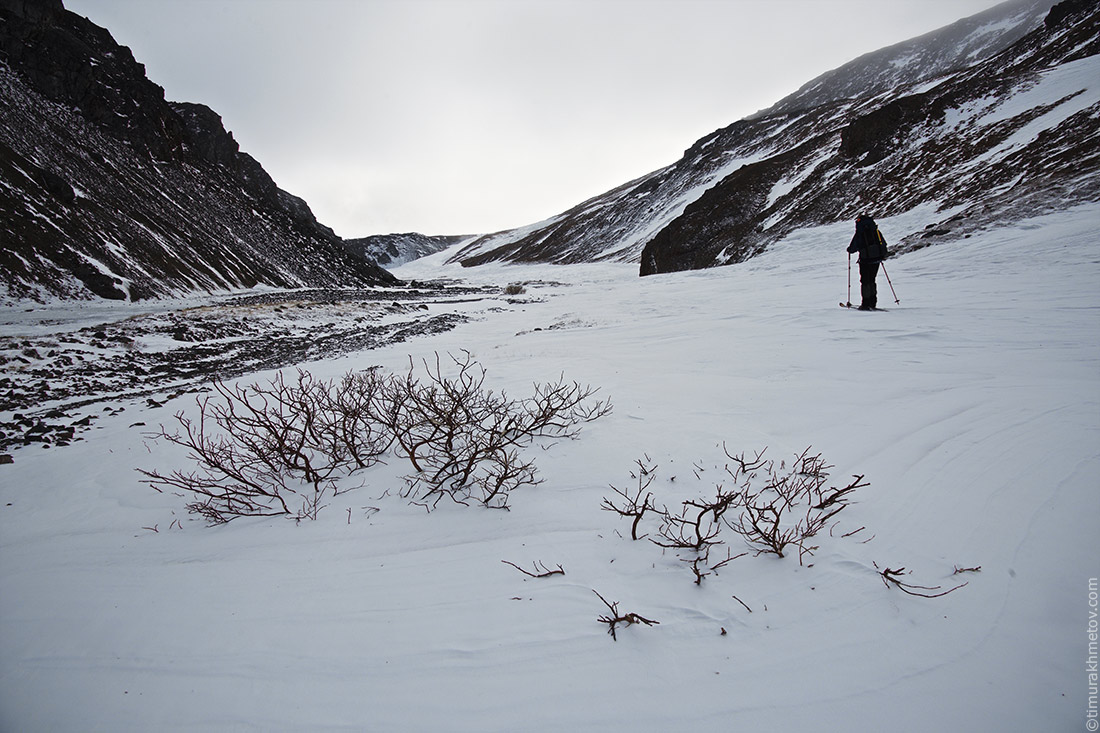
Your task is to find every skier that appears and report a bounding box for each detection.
[846,214,889,310]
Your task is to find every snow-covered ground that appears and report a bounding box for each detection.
[2,204,1098,731]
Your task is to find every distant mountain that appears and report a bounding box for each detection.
[446,0,1098,276]
[345,232,470,268]
[0,0,398,301]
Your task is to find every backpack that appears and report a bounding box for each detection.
[872,227,890,261]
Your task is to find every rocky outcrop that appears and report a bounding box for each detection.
[838,93,935,164]
[0,0,188,162]
[0,0,398,301]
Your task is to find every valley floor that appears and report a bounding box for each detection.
[1,204,1098,731]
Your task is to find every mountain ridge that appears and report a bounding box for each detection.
[749,0,1056,119]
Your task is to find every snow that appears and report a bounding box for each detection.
[597,151,776,260]
[942,55,1100,142]
[763,149,831,217]
[975,54,1100,131]
[2,204,1099,731]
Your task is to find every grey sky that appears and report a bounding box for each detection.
[64,0,1007,238]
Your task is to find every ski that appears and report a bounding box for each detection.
[840,302,887,311]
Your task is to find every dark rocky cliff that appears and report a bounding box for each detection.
[0,0,398,301]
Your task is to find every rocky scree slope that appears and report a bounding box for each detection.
[446,0,1098,276]
[0,0,398,301]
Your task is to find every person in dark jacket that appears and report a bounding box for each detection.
[846,214,888,310]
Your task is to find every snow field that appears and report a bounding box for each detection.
[1,204,1098,731]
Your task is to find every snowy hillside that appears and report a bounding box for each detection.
[752,0,1057,117]
[446,0,1098,276]
[1,203,1097,731]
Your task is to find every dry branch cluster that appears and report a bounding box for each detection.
[603,447,869,582]
[723,447,867,563]
[385,352,611,510]
[603,447,972,604]
[141,352,611,522]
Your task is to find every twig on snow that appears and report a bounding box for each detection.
[502,560,565,578]
[875,562,968,598]
[593,590,659,641]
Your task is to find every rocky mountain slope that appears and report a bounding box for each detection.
[345,232,470,268]
[446,0,1098,276]
[750,0,1056,119]
[0,0,398,301]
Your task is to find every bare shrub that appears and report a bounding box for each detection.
[140,370,388,523]
[603,446,869,582]
[724,447,867,562]
[602,449,969,604]
[323,368,394,471]
[142,353,611,521]
[651,477,751,554]
[600,458,658,540]
[380,351,611,509]
[684,547,745,585]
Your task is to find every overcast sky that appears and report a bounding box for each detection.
[65,0,1007,238]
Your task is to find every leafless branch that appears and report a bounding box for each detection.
[601,459,658,540]
[502,560,565,578]
[875,562,969,598]
[593,590,659,641]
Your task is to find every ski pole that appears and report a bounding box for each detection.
[880,262,900,304]
[846,252,852,308]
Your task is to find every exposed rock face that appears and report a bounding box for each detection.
[0,0,398,301]
[446,0,1099,276]
[344,233,469,268]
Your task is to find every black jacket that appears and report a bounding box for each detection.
[847,216,888,263]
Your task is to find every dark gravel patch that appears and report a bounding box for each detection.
[0,282,504,457]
